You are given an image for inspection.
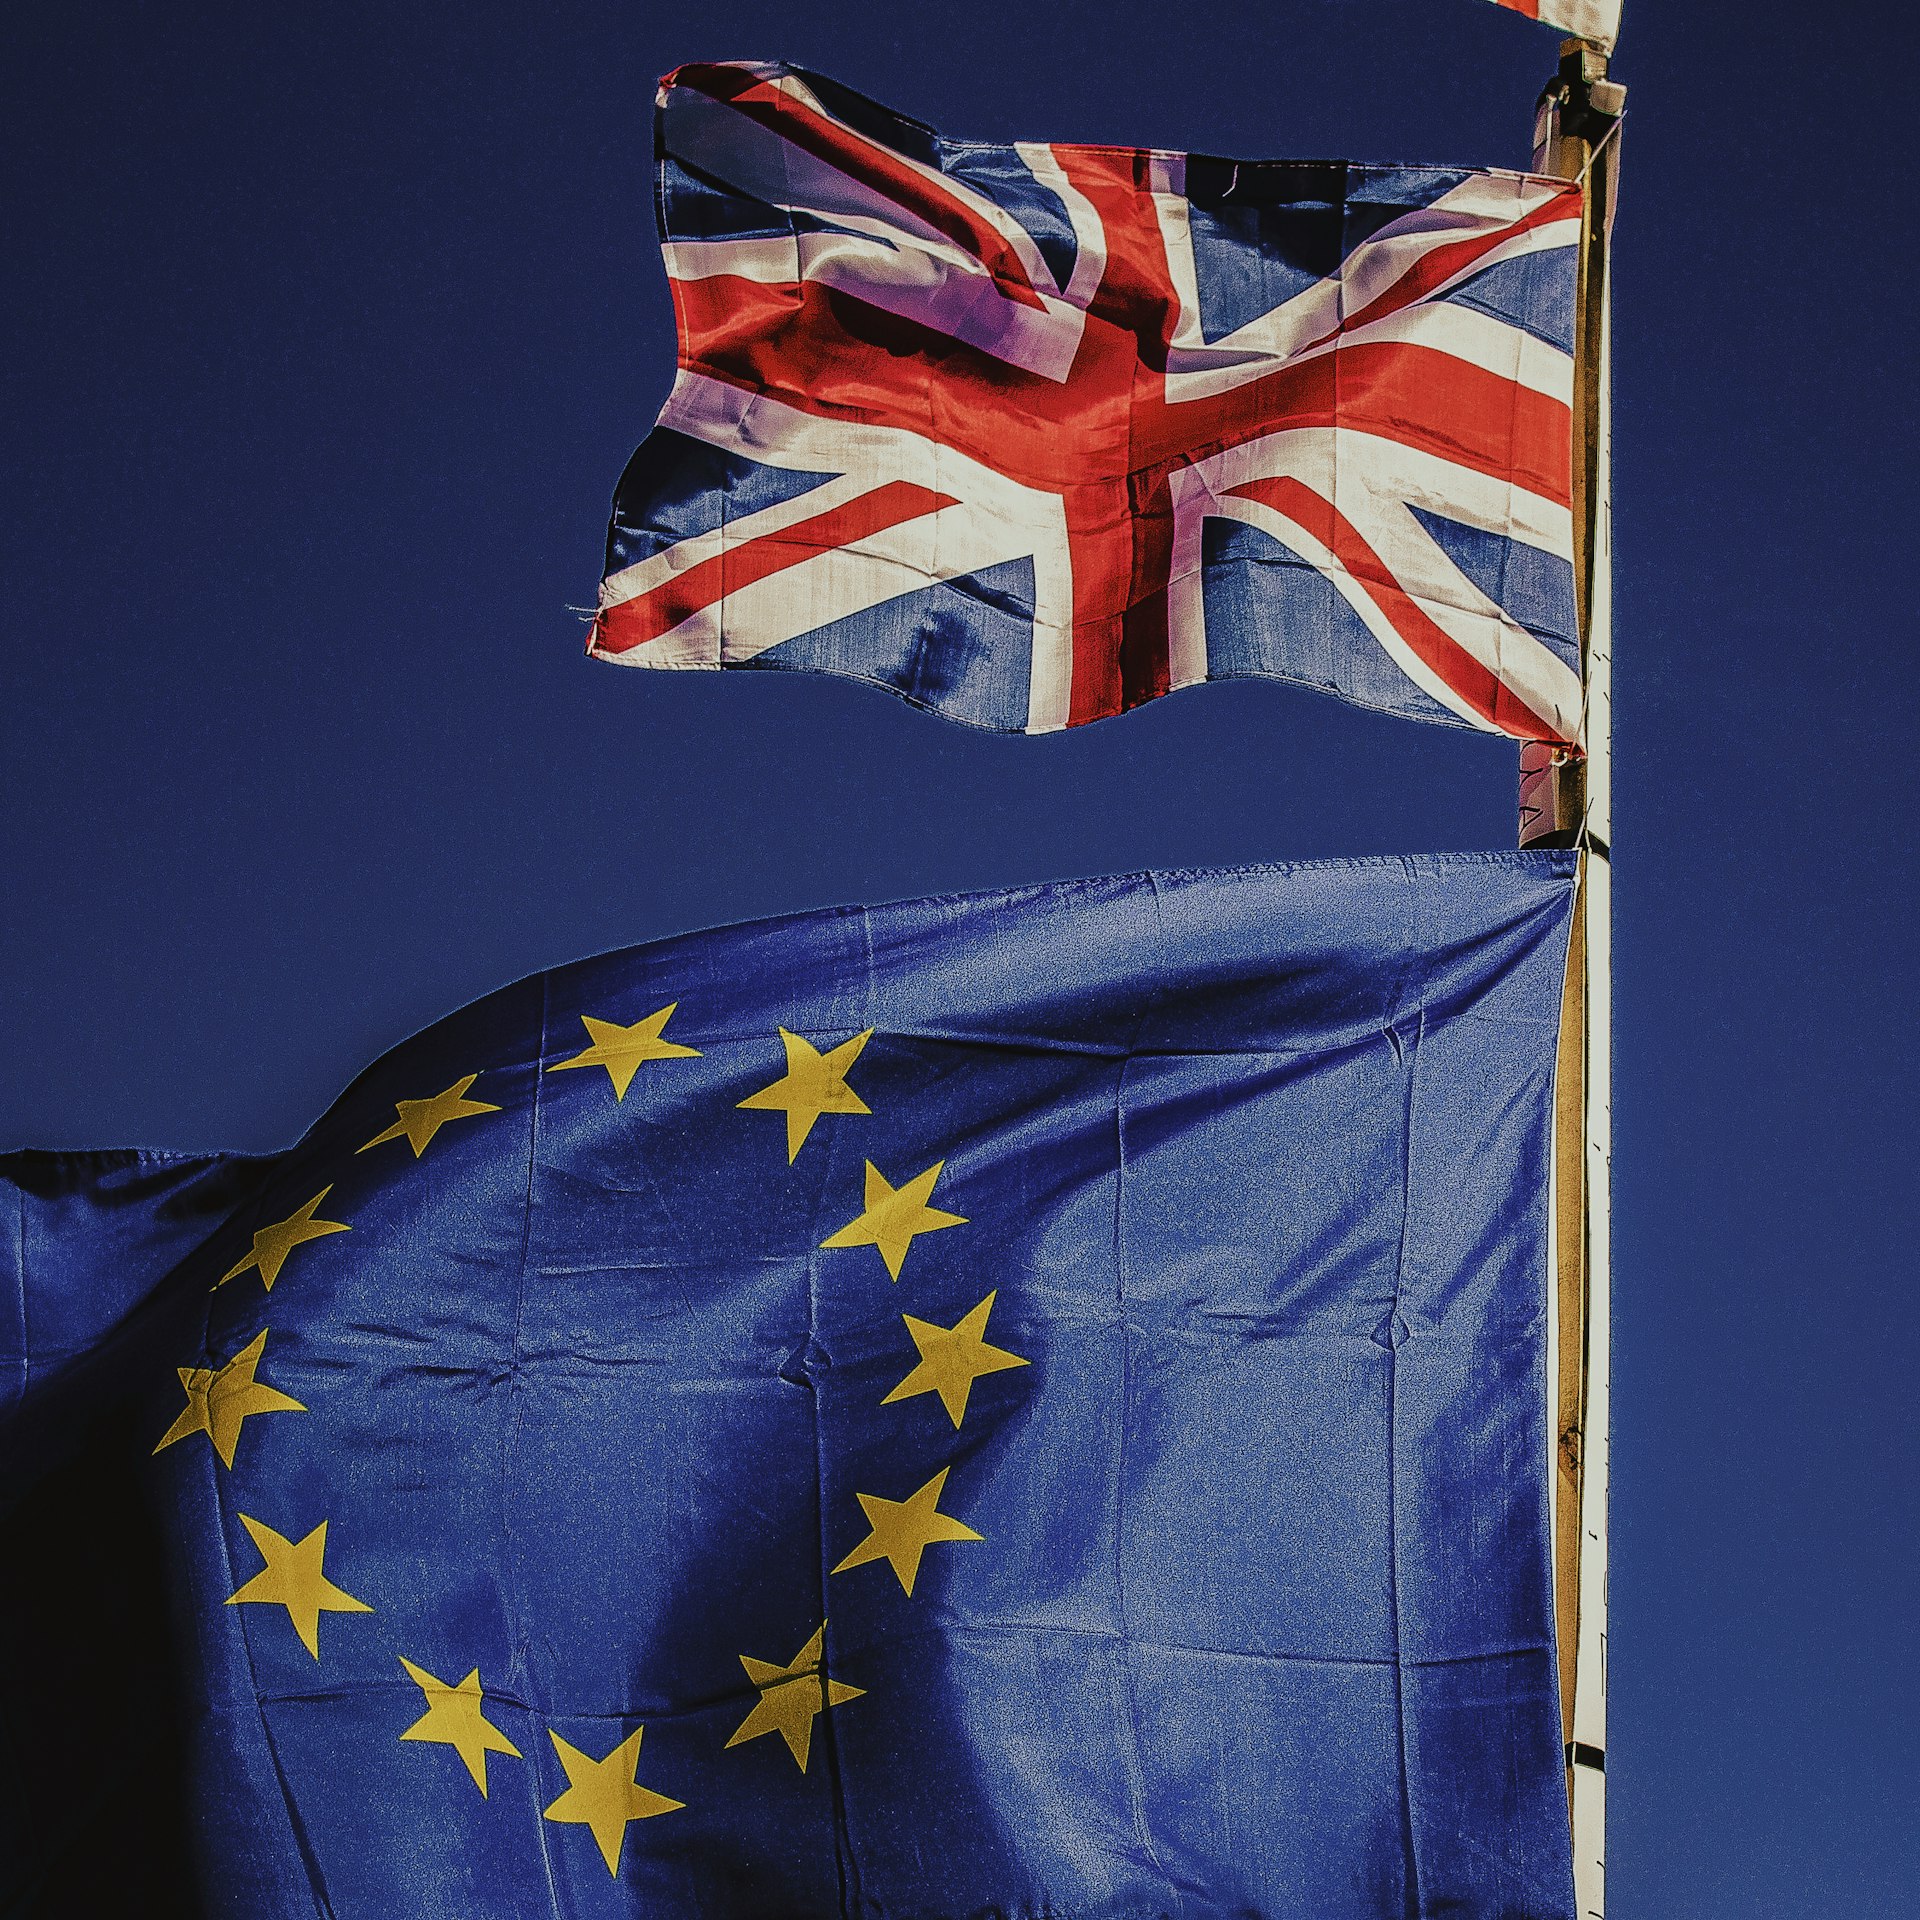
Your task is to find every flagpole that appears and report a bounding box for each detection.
[1519,38,1623,1920]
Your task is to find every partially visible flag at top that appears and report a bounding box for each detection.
[2,855,1579,1917]
[589,63,1586,744]
[1487,0,1621,52]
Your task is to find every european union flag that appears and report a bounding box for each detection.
[2,854,1577,1918]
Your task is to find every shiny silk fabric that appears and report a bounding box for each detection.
[591,62,1587,746]
[1,854,1577,1918]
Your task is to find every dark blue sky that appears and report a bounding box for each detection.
[4,1,1913,1911]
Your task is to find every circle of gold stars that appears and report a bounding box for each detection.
[151,998,1037,1878]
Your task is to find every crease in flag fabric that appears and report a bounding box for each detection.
[589,62,1588,746]
[3,853,1579,1918]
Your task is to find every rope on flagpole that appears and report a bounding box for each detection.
[1520,37,1623,1920]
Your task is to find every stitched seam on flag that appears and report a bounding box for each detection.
[1386,994,1428,1919]
[204,1436,337,1915]
[1134,869,1175,1067]
[252,1692,341,1916]
[1379,861,1426,1916]
[1107,1043,1166,1879]
[791,904,873,1918]
[186,1176,297,1898]
[507,974,567,1912]
[897,1621,1551,1668]
[814,923,863,1920]
[809,1296,853,1920]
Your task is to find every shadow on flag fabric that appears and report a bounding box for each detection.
[588,62,1587,745]
[2,854,1578,1918]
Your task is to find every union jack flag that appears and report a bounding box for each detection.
[1486,0,1620,52]
[590,63,1585,744]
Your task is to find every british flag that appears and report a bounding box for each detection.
[590,62,1585,744]
[1487,0,1620,52]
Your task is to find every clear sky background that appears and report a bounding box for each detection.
[4,1,1913,1911]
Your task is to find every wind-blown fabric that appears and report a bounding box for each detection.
[1486,0,1621,53]
[2,855,1578,1918]
[590,63,1586,744]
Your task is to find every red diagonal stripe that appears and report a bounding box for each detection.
[670,64,1047,312]
[668,279,1570,511]
[1322,341,1571,509]
[1223,474,1567,741]
[1307,183,1583,351]
[593,480,959,656]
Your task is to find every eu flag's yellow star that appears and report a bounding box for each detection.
[153,1328,305,1467]
[225,1514,373,1657]
[820,1160,966,1280]
[543,1726,683,1875]
[549,1005,700,1100]
[737,1028,873,1160]
[723,1621,864,1771]
[358,1074,500,1157]
[882,1291,1029,1429]
[218,1189,349,1293]
[398,1657,522,1796]
[831,1466,982,1597]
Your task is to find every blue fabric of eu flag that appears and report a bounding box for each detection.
[1,853,1576,1919]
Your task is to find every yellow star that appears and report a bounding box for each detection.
[882,1291,1029,1429]
[398,1657,522,1796]
[549,1005,700,1100]
[358,1074,500,1156]
[218,1189,349,1292]
[225,1514,373,1657]
[831,1467,982,1597]
[543,1726,683,1875]
[820,1160,966,1280]
[723,1621,864,1771]
[153,1328,305,1467]
[737,1028,873,1161]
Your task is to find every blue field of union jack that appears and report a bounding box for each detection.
[591,62,1586,744]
